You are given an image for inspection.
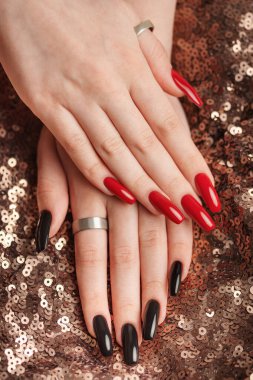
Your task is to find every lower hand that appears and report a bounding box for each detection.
[36,127,193,365]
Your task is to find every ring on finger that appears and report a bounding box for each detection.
[72,217,108,234]
[134,20,154,37]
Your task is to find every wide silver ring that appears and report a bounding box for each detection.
[134,19,154,37]
[72,217,108,235]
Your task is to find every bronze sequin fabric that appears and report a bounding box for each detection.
[0,0,253,379]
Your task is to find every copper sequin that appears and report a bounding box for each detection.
[0,0,253,378]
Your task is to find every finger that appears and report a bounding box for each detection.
[72,100,185,223]
[36,127,68,252]
[167,217,193,297]
[102,89,201,208]
[99,89,217,231]
[167,96,221,213]
[59,147,113,357]
[167,95,191,137]
[130,70,221,217]
[107,198,140,365]
[137,29,203,107]
[43,104,136,204]
[138,205,168,340]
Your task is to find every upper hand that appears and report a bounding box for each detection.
[0,0,220,230]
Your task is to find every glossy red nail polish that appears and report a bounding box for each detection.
[104,177,136,204]
[195,173,221,213]
[171,69,203,107]
[149,191,185,224]
[181,194,215,232]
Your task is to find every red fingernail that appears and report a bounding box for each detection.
[171,69,203,107]
[104,177,136,204]
[181,194,215,232]
[149,191,185,224]
[195,173,221,213]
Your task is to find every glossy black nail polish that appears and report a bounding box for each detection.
[93,315,113,357]
[169,260,182,296]
[142,300,160,340]
[121,323,139,365]
[35,210,52,253]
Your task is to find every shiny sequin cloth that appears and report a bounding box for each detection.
[0,0,253,379]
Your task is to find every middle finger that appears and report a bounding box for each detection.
[107,197,141,366]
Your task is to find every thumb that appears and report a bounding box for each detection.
[137,29,203,107]
[36,127,69,253]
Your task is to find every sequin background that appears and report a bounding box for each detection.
[0,0,253,379]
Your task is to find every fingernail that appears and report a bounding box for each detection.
[195,173,221,213]
[104,177,136,204]
[181,194,215,232]
[142,300,160,340]
[169,261,182,296]
[171,69,203,107]
[93,315,113,357]
[149,191,185,224]
[35,210,52,253]
[121,323,139,365]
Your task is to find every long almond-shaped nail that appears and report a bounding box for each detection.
[121,324,139,365]
[142,300,160,340]
[195,173,221,213]
[181,194,215,232]
[171,69,203,107]
[104,177,136,204]
[35,210,52,253]
[169,261,182,296]
[149,191,185,224]
[93,315,113,357]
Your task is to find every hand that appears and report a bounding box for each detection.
[0,0,220,231]
[36,127,193,365]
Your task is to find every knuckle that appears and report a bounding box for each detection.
[148,38,166,62]
[100,135,125,157]
[62,131,87,153]
[157,113,178,137]
[118,302,137,313]
[185,152,205,168]
[140,229,161,249]
[100,82,125,99]
[163,176,185,196]
[170,241,189,254]
[37,188,55,203]
[133,174,151,192]
[111,245,137,266]
[31,93,52,119]
[133,130,157,154]
[143,280,164,292]
[83,290,103,305]
[84,161,102,180]
[76,244,103,267]
[37,176,57,199]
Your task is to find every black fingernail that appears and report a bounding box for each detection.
[121,323,139,365]
[169,260,182,296]
[35,210,52,253]
[142,300,160,340]
[93,315,113,357]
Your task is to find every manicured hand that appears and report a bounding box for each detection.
[0,0,220,230]
[36,127,193,365]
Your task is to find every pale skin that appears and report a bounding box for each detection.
[0,0,216,222]
[36,1,193,355]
